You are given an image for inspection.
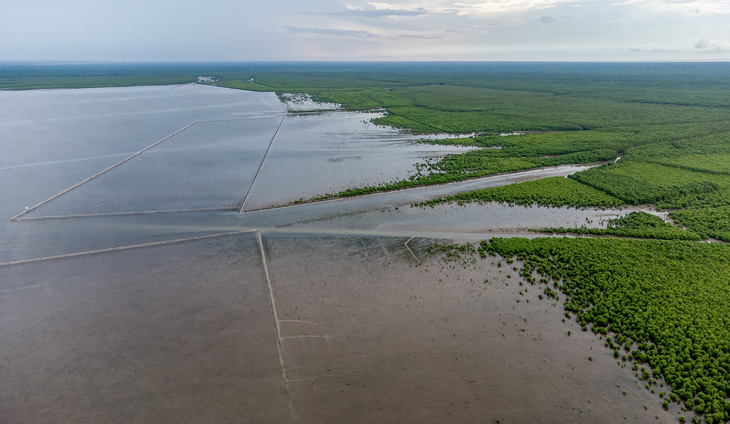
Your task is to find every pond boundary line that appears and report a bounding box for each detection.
[257,231,297,422]
[10,121,198,221]
[0,227,579,268]
[0,229,254,267]
[239,114,287,213]
[13,206,237,221]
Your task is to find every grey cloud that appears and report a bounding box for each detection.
[399,34,442,39]
[695,39,712,48]
[285,26,378,38]
[628,41,730,54]
[629,47,682,53]
[694,39,730,52]
[539,16,557,23]
[338,8,426,18]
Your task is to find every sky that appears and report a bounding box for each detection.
[2,0,729,62]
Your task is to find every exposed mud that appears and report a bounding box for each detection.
[0,233,673,423]
[261,234,671,423]
[0,234,291,423]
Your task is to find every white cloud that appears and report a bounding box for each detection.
[344,0,586,17]
[450,0,585,16]
[630,38,730,55]
[615,0,730,15]
[342,3,426,16]
[286,26,379,38]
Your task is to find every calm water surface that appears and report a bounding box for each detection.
[1,84,626,263]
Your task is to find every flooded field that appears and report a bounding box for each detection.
[23,118,283,216]
[0,232,671,423]
[241,111,473,211]
[0,233,291,423]
[0,85,665,423]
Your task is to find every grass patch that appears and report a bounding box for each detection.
[538,211,701,241]
[418,176,624,208]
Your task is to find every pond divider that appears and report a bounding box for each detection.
[0,228,254,267]
[10,121,199,221]
[257,231,297,421]
[239,114,287,212]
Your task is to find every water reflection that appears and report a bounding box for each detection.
[1,84,628,264]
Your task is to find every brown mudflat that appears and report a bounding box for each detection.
[1,232,672,423]
[0,234,290,423]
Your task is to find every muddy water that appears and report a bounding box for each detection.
[0,231,672,423]
[0,85,670,423]
[262,234,670,423]
[286,201,631,235]
[0,84,633,264]
[0,84,284,169]
[0,233,291,423]
[23,118,283,216]
[242,111,474,211]
[279,93,340,111]
[0,85,285,261]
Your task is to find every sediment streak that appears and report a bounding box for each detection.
[257,231,297,422]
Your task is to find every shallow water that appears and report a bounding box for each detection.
[0,232,671,423]
[279,93,340,111]
[24,118,282,216]
[242,111,473,210]
[0,85,668,423]
[0,84,629,263]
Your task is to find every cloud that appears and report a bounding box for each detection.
[629,47,684,53]
[539,15,557,22]
[629,38,730,54]
[398,33,443,39]
[341,0,585,18]
[694,38,730,52]
[615,0,730,15]
[340,6,427,17]
[449,0,585,16]
[285,26,378,38]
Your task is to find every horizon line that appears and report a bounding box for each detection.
[2,59,730,65]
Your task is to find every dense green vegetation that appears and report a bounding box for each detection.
[569,163,724,209]
[539,211,701,241]
[295,70,730,204]
[0,63,204,89]
[416,123,730,216]
[478,237,730,423]
[671,207,730,242]
[311,146,619,199]
[419,176,623,208]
